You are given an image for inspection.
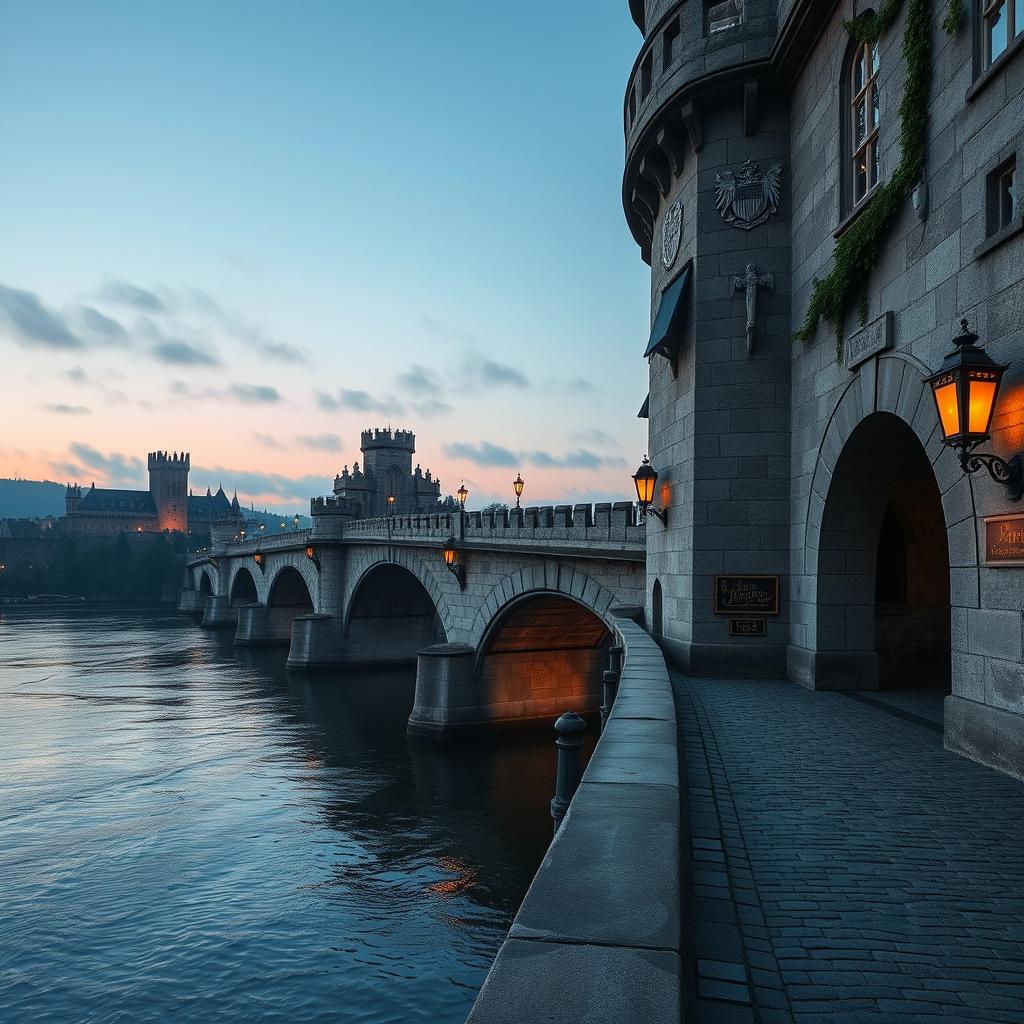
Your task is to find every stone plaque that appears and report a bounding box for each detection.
[714,575,780,616]
[984,514,1024,566]
[661,198,683,270]
[730,617,766,637]
[845,311,893,370]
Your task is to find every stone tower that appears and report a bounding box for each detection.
[148,451,190,533]
[623,0,791,677]
[65,483,82,516]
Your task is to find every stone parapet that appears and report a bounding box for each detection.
[467,615,681,1022]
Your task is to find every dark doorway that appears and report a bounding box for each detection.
[652,578,663,639]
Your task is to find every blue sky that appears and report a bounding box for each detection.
[0,1,649,511]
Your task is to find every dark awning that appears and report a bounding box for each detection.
[644,264,691,359]
[637,394,649,419]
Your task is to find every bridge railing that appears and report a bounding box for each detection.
[343,503,644,548]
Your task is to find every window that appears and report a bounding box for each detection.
[983,0,1023,66]
[641,51,653,100]
[663,17,681,67]
[850,38,881,206]
[707,0,743,33]
[986,154,1017,235]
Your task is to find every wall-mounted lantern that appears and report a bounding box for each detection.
[305,544,321,571]
[387,494,396,516]
[442,535,466,589]
[457,482,469,508]
[513,472,525,509]
[924,319,1023,500]
[253,551,265,573]
[632,456,668,524]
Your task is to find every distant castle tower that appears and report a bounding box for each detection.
[148,451,190,532]
[65,483,83,515]
[332,428,441,516]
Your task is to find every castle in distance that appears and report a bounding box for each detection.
[64,451,244,537]
[331,428,445,517]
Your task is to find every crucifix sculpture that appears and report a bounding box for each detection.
[732,263,774,354]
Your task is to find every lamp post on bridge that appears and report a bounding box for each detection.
[457,481,468,541]
[513,472,524,510]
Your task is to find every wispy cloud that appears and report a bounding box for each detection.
[228,383,282,404]
[58,443,147,488]
[411,398,453,419]
[315,388,405,415]
[462,353,529,390]
[444,441,518,468]
[296,433,343,452]
[97,280,166,313]
[396,363,442,396]
[0,284,84,349]
[44,403,91,416]
[524,449,626,470]
[152,338,220,367]
[570,427,617,447]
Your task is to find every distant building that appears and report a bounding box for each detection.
[0,518,59,568]
[64,451,244,537]
[331,428,443,517]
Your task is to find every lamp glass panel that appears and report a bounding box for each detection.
[968,378,998,434]
[634,473,655,505]
[932,380,960,438]
[443,547,456,566]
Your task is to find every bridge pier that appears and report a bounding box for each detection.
[177,589,204,615]
[235,603,293,646]
[201,594,237,629]
[287,614,347,667]
[407,643,478,737]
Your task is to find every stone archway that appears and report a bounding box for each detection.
[199,570,213,596]
[229,567,258,608]
[807,412,951,692]
[345,563,446,665]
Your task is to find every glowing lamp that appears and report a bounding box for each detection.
[924,319,1022,500]
[253,552,265,572]
[632,456,667,524]
[387,494,396,514]
[305,544,321,571]
[457,482,469,508]
[513,472,524,508]
[441,535,466,588]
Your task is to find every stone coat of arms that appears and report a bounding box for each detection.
[714,159,783,230]
[661,199,683,270]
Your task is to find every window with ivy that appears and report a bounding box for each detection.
[851,38,881,206]
[983,0,1023,66]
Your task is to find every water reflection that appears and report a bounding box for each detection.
[0,608,587,1024]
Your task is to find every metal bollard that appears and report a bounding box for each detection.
[550,711,587,833]
[600,669,620,732]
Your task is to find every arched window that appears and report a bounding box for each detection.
[651,579,664,639]
[849,36,881,207]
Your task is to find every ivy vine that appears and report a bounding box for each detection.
[793,0,963,355]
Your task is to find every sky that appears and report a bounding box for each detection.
[0,1,650,513]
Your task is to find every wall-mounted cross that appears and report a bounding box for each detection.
[732,263,774,355]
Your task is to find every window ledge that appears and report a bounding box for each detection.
[967,32,1024,102]
[974,215,1024,259]
[834,192,877,239]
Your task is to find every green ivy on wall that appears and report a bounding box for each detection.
[793,0,963,355]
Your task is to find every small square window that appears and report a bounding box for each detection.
[986,155,1017,235]
[641,51,653,99]
[707,0,743,34]
[663,17,681,67]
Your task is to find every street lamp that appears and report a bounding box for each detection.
[457,482,469,508]
[924,319,1023,499]
[387,493,396,515]
[442,535,466,588]
[513,472,524,509]
[632,456,668,524]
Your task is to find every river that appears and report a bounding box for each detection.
[0,608,573,1023]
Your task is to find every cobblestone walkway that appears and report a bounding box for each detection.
[678,674,1024,1023]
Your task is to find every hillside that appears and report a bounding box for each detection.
[0,479,66,519]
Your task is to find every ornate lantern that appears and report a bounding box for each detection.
[457,482,469,508]
[442,535,465,588]
[305,544,320,571]
[253,551,265,572]
[513,472,525,509]
[632,456,667,524]
[924,319,1022,499]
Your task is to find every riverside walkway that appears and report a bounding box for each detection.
[675,675,1024,1023]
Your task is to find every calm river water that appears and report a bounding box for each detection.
[0,608,567,1024]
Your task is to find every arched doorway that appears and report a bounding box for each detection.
[230,568,258,608]
[478,594,611,722]
[346,564,445,664]
[651,578,663,640]
[817,413,950,692]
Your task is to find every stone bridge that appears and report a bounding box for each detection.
[179,502,645,735]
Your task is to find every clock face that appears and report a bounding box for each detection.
[661,199,682,270]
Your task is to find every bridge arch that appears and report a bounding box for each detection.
[198,570,213,596]
[229,566,259,608]
[344,561,447,664]
[267,564,315,614]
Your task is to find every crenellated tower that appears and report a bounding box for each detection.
[148,450,190,532]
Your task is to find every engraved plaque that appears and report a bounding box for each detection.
[730,617,766,637]
[845,311,893,370]
[984,514,1024,566]
[714,575,780,616]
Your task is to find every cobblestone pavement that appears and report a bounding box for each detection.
[678,675,1024,1023]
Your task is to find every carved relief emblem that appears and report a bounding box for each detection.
[714,159,783,230]
[661,199,683,270]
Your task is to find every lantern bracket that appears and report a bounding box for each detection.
[447,563,466,589]
[643,506,668,525]
[960,449,1024,501]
